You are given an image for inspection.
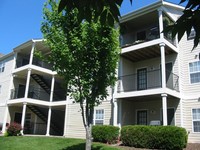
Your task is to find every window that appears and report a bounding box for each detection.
[94,109,104,125]
[0,62,5,73]
[137,68,147,90]
[189,61,200,83]
[188,29,196,40]
[137,110,147,125]
[192,109,200,132]
[0,85,1,94]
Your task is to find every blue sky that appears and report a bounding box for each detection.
[0,0,183,54]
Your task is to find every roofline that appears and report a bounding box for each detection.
[13,38,44,52]
[163,1,185,10]
[0,52,14,61]
[120,0,184,23]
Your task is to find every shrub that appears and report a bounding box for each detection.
[7,122,22,136]
[92,125,120,144]
[121,125,188,150]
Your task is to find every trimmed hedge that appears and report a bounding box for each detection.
[121,125,188,150]
[92,125,120,144]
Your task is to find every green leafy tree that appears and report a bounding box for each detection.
[41,0,120,150]
[59,0,200,48]
[165,0,200,49]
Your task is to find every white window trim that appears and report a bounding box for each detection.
[94,109,105,125]
[188,60,200,84]
[192,108,200,133]
[188,28,196,40]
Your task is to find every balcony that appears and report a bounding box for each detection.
[10,88,66,102]
[16,58,53,70]
[117,69,179,93]
[120,10,176,54]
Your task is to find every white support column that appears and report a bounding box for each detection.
[63,96,69,136]
[24,69,32,98]
[2,105,9,134]
[113,99,118,126]
[158,8,164,39]
[118,99,122,129]
[162,94,168,126]
[160,43,166,89]
[29,42,35,65]
[21,102,27,135]
[49,75,55,102]
[46,106,52,136]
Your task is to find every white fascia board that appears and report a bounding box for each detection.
[13,64,57,76]
[163,1,185,11]
[50,101,67,106]
[13,40,33,52]
[30,65,57,75]
[0,52,14,61]
[120,1,184,24]
[121,39,162,54]
[113,88,164,99]
[32,39,44,43]
[120,1,162,23]
[7,99,24,105]
[165,88,180,98]
[26,99,50,106]
[163,39,179,53]
[13,39,44,53]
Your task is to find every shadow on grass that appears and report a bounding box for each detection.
[62,143,106,150]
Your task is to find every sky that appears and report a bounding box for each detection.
[0,0,184,55]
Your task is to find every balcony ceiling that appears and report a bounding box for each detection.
[121,44,175,62]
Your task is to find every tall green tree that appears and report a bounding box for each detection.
[41,0,120,149]
[58,0,200,48]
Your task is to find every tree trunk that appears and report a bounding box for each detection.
[85,125,92,150]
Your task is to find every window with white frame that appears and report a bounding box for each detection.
[189,61,200,84]
[192,108,200,132]
[94,109,104,125]
[0,62,5,73]
[188,28,196,40]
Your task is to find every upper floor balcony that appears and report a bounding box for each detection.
[117,69,179,93]
[120,8,177,55]
[14,39,53,71]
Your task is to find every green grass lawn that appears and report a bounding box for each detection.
[0,136,120,150]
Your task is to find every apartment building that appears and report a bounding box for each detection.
[0,0,200,143]
[112,1,200,143]
[0,39,113,138]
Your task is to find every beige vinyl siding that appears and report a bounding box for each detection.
[64,101,112,139]
[0,55,14,103]
[0,55,14,123]
[179,33,200,95]
[182,99,200,143]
